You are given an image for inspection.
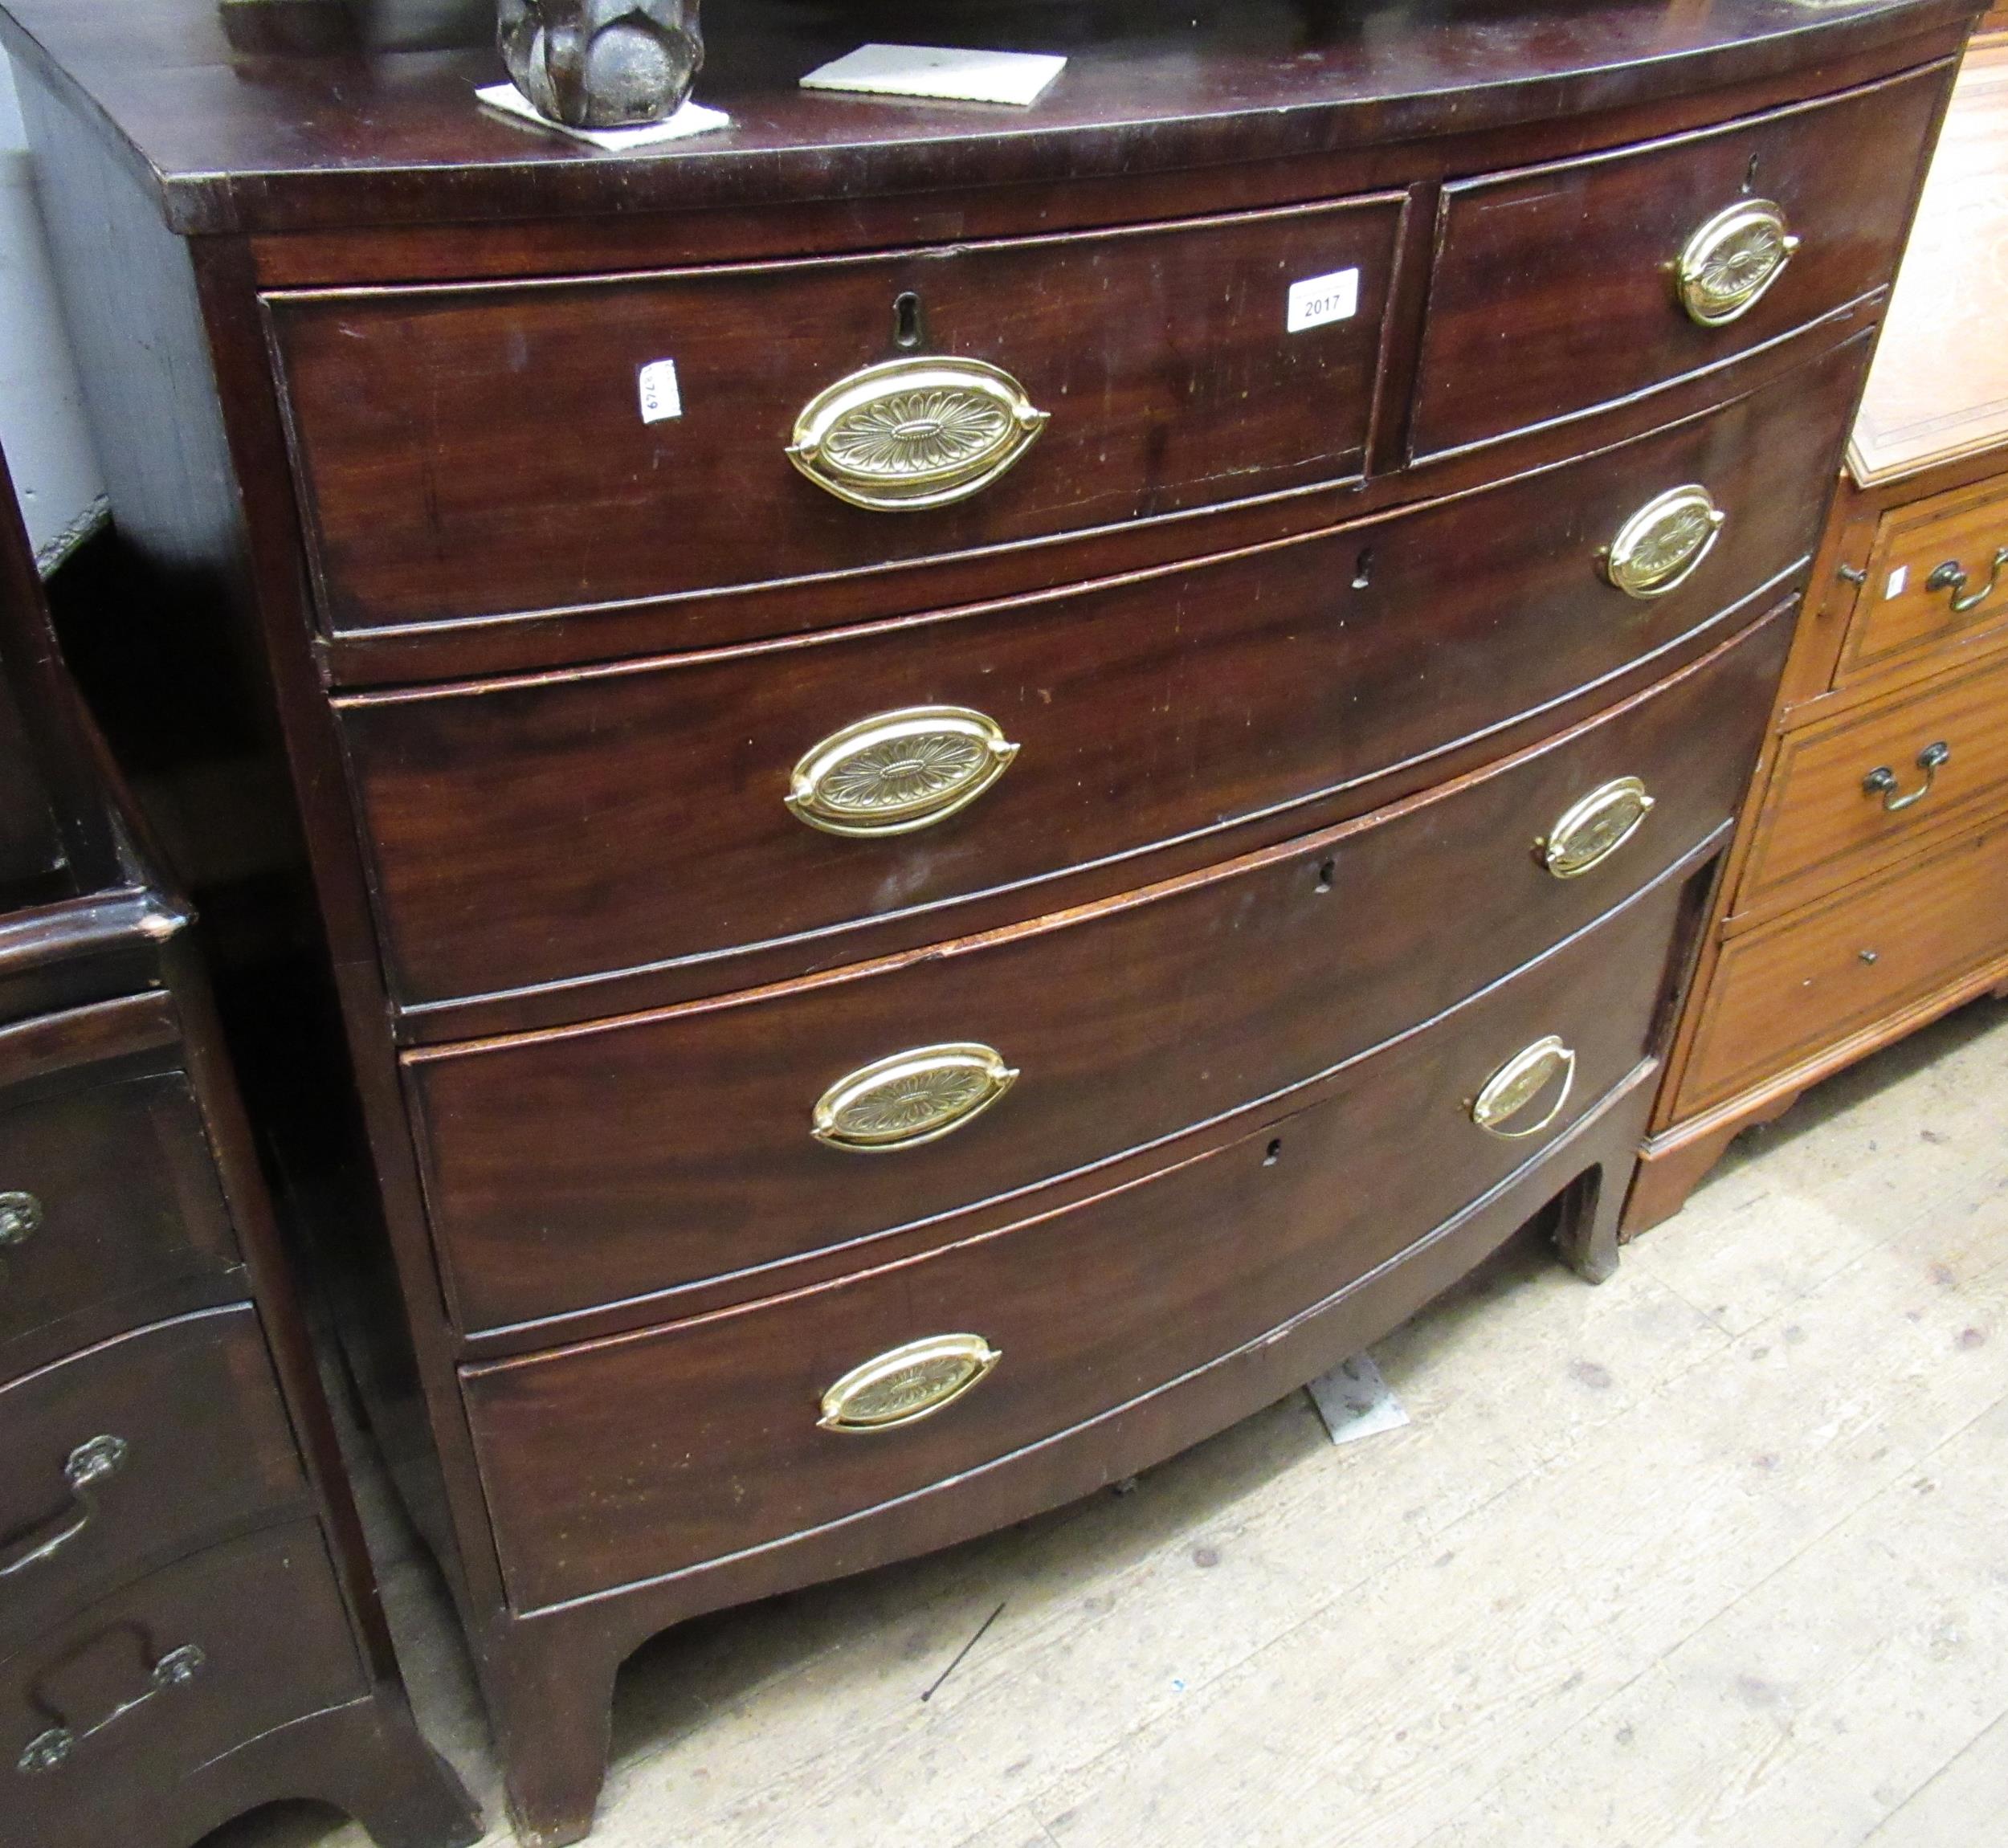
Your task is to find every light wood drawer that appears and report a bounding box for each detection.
[1682,816,2008,1112]
[1834,474,2008,688]
[1737,648,2008,917]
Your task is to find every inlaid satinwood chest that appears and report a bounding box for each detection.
[0,0,1974,1840]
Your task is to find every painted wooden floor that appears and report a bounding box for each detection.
[213,991,2008,1848]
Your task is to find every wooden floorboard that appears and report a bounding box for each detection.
[206,993,2008,1848]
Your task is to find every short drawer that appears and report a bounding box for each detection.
[0,1307,304,1645]
[463,860,1690,1611]
[1682,818,2008,1112]
[345,335,1861,1016]
[410,613,1777,1337]
[2,1522,365,1848]
[268,193,1404,637]
[0,1067,240,1375]
[1833,474,2008,689]
[1737,646,2008,918]
[1410,63,1949,459]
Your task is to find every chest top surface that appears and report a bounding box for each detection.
[0,0,1979,234]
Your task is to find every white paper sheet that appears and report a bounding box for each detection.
[475,82,730,151]
[799,43,1067,108]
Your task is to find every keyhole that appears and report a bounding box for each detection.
[1263,1139,1284,1167]
[1314,859,1336,894]
[1743,151,1760,193]
[893,292,924,350]
[1351,547,1373,590]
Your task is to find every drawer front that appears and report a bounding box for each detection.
[0,1307,304,1644]
[1683,818,2008,1112]
[269,195,1404,637]
[0,1069,240,1373]
[1410,65,1949,460]
[1835,475,2008,688]
[1737,647,2008,917]
[345,335,1861,1016]
[411,612,1781,1333]
[463,861,1692,1612]
[2,1522,365,1847]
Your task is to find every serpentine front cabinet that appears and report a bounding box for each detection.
[0,0,1973,1839]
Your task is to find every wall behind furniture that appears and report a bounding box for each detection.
[0,47,105,569]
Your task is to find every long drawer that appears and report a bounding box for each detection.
[1681,817,2008,1112]
[1410,63,1949,459]
[410,611,1783,1334]
[2,1523,366,1848]
[343,337,1860,1018]
[268,193,1404,637]
[0,1063,240,1380]
[462,859,1692,1612]
[0,1307,304,1647]
[1737,644,2008,919]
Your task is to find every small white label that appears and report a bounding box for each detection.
[639,358,683,425]
[1286,267,1361,334]
[1886,565,1909,600]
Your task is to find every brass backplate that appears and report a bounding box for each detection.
[1537,777,1656,879]
[1675,198,1799,328]
[1603,484,1725,600]
[818,1333,1002,1432]
[787,356,1051,511]
[812,1043,1019,1152]
[787,706,1020,837]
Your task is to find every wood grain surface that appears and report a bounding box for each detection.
[1412,63,1952,460]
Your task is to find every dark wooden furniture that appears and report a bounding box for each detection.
[0,2,1972,1840]
[0,447,478,1848]
[1628,35,2008,1230]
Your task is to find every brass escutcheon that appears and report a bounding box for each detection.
[818,1333,1002,1433]
[787,356,1051,511]
[787,707,1020,838]
[812,1043,1019,1152]
[1602,484,1726,600]
[1675,198,1800,327]
[1537,777,1656,879]
[1471,1035,1577,1140]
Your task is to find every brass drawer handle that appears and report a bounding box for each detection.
[1675,198,1800,327]
[16,1642,205,1775]
[1602,484,1725,600]
[1471,1035,1577,1140]
[813,1043,1018,1152]
[1863,741,1950,813]
[787,356,1051,511]
[818,1333,1002,1433]
[1537,777,1656,879]
[788,707,1020,838]
[1926,547,2008,616]
[0,1435,129,1580]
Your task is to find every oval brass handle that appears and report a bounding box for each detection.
[788,707,1020,838]
[0,1435,129,1580]
[813,1043,1019,1152]
[1863,741,1950,813]
[16,1641,204,1775]
[1675,198,1800,327]
[1602,484,1726,600]
[1471,1035,1577,1140]
[786,356,1051,512]
[818,1333,1002,1433]
[1536,777,1656,879]
[1926,548,2008,616]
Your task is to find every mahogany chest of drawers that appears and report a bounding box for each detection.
[0,447,473,1848]
[0,1,1974,1840]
